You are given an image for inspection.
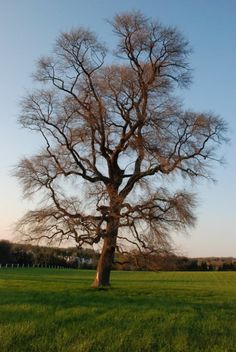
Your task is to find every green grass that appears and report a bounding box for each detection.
[0,269,235,352]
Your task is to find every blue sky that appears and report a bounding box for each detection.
[0,0,235,257]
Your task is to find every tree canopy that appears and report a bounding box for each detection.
[16,11,227,287]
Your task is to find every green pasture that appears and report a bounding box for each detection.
[0,269,235,352]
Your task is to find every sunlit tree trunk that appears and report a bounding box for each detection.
[92,217,119,288]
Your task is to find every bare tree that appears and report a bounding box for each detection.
[15,12,227,287]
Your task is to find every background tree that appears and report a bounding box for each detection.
[15,11,226,287]
[0,240,13,265]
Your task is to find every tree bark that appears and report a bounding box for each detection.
[92,218,118,288]
[92,236,116,288]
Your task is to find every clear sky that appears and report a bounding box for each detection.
[0,0,235,257]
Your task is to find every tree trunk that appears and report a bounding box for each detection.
[92,219,118,288]
[92,235,116,288]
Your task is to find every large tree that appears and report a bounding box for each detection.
[16,12,226,287]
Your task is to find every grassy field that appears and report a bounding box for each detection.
[0,269,235,352]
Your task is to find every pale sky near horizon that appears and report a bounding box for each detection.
[0,0,235,257]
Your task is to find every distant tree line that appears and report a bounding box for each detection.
[0,240,235,271]
[0,240,98,269]
[113,252,236,271]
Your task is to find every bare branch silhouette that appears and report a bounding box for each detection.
[15,12,227,287]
